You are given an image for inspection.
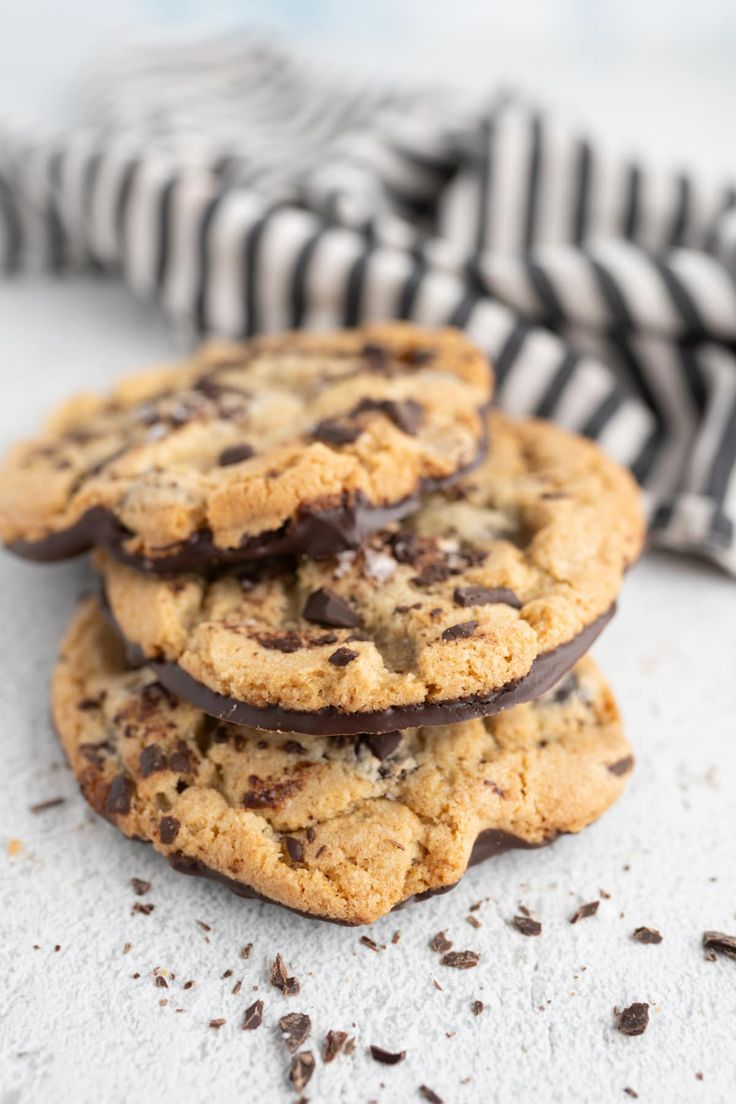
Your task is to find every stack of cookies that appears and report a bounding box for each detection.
[0,324,644,925]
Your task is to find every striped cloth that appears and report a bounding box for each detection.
[2,37,735,573]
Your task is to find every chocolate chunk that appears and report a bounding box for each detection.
[106,774,133,815]
[217,443,254,466]
[608,755,635,776]
[131,878,151,896]
[430,931,453,954]
[471,1000,484,1016]
[419,1087,443,1104]
[168,749,192,774]
[312,418,363,446]
[303,587,360,628]
[633,927,662,945]
[270,954,300,996]
[328,646,358,667]
[453,585,522,609]
[358,731,402,760]
[703,931,736,960]
[442,620,477,642]
[441,950,480,969]
[159,816,180,844]
[412,562,452,586]
[570,901,600,924]
[209,1018,226,1030]
[323,1029,348,1063]
[285,837,305,864]
[139,744,167,777]
[279,1012,311,1052]
[29,797,66,814]
[369,1045,406,1065]
[289,1052,315,1093]
[617,1003,649,1036]
[258,632,303,653]
[353,397,423,435]
[513,915,542,937]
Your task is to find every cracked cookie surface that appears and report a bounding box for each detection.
[0,324,490,569]
[98,412,644,733]
[53,598,633,925]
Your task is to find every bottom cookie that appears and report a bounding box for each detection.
[52,599,634,925]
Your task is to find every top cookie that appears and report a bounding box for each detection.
[98,413,645,735]
[0,324,491,570]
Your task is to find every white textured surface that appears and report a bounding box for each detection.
[1,279,735,1104]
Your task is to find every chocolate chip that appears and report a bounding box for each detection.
[168,750,192,774]
[285,837,305,864]
[29,797,65,814]
[430,932,453,954]
[703,931,736,960]
[105,774,133,815]
[323,1030,348,1063]
[279,1012,311,1052]
[289,1052,315,1093]
[306,827,316,843]
[159,816,180,844]
[358,731,402,760]
[258,632,303,653]
[369,1045,406,1065]
[441,950,480,969]
[617,1003,649,1036]
[632,927,662,945]
[131,878,151,896]
[570,901,600,924]
[282,740,307,755]
[303,587,360,628]
[270,954,300,996]
[139,745,167,777]
[442,620,477,642]
[419,1086,443,1104]
[353,397,423,435]
[328,646,358,667]
[453,585,522,609]
[312,418,363,445]
[217,443,254,466]
[513,915,542,937]
[608,755,635,776]
[471,1000,484,1016]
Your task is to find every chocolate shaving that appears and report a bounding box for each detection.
[105,774,133,815]
[442,620,477,642]
[242,1000,264,1030]
[130,878,151,896]
[441,950,480,969]
[419,1087,443,1104]
[703,931,736,960]
[369,1045,406,1065]
[29,797,66,814]
[270,954,300,996]
[570,901,600,924]
[303,587,360,628]
[513,915,542,937]
[453,585,522,609]
[617,1002,649,1036]
[218,443,254,466]
[289,1052,315,1093]
[430,932,453,954]
[159,816,180,844]
[323,1030,348,1063]
[632,927,662,945]
[328,646,359,667]
[279,1012,311,1052]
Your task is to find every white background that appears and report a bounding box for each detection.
[1,4,735,1102]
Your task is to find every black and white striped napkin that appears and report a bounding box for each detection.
[2,37,735,573]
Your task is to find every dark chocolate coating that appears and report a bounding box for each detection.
[129,605,614,736]
[166,829,551,926]
[8,427,488,574]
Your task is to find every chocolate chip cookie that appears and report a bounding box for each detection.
[98,412,644,735]
[0,324,491,570]
[53,598,634,925]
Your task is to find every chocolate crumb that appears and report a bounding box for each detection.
[360,936,381,953]
[702,931,736,960]
[289,1052,315,1093]
[159,816,180,844]
[471,1000,484,1016]
[624,1089,639,1099]
[453,585,522,609]
[241,943,253,960]
[280,1012,311,1052]
[155,976,168,989]
[328,646,359,667]
[222,969,233,979]
[29,797,66,814]
[617,1003,649,1036]
[323,1030,348,1063]
[183,980,194,990]
[391,931,401,945]
[570,901,600,924]
[132,902,154,916]
[441,950,480,969]
[419,1086,443,1104]
[196,919,211,932]
[270,953,300,996]
[430,931,453,954]
[209,1018,226,1030]
[466,916,482,929]
[123,943,132,955]
[633,927,662,944]
[442,620,477,642]
[242,1000,264,1031]
[232,980,242,995]
[130,878,151,896]
[370,1045,406,1065]
[513,915,542,936]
